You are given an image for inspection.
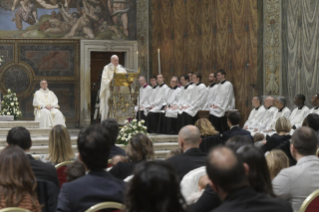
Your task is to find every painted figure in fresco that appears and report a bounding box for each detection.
[12,0,39,30]
[107,0,129,37]
[12,0,69,11]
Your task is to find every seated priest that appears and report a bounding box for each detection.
[309,93,319,115]
[290,94,309,129]
[33,79,66,128]
[177,73,208,130]
[146,74,169,133]
[135,76,152,122]
[243,96,266,130]
[157,76,181,134]
[266,96,291,132]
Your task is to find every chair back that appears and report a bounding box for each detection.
[299,189,319,212]
[84,202,123,212]
[55,161,74,188]
[180,166,206,199]
[199,134,224,154]
[316,148,319,158]
[0,208,30,212]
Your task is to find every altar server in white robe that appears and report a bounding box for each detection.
[266,96,291,132]
[243,96,266,130]
[252,96,277,133]
[290,94,309,129]
[146,74,170,133]
[308,94,319,115]
[99,55,127,121]
[33,79,66,128]
[177,73,208,131]
[135,76,152,122]
[207,73,219,110]
[210,70,235,133]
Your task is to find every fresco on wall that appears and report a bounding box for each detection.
[0,0,136,40]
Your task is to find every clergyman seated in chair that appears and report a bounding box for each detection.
[33,79,66,128]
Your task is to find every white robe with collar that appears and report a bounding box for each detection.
[33,88,66,128]
[149,84,170,113]
[210,81,235,117]
[308,107,319,115]
[135,84,152,116]
[183,83,208,117]
[99,63,127,121]
[290,105,310,128]
[208,83,219,115]
[244,105,266,129]
[267,107,292,131]
[254,106,277,132]
[166,86,181,106]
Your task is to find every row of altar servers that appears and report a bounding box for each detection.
[135,73,235,134]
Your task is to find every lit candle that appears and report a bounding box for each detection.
[157,49,161,74]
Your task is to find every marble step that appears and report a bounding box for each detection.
[0,128,81,137]
[0,121,40,128]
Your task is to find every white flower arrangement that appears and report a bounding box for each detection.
[0,89,22,120]
[117,119,149,145]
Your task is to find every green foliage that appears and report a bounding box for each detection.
[0,89,22,120]
[117,119,148,145]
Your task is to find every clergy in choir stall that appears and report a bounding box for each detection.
[177,73,208,130]
[146,74,170,133]
[144,76,158,126]
[164,74,192,134]
[99,55,127,122]
[308,93,319,115]
[157,76,181,134]
[33,79,66,128]
[135,76,152,122]
[209,70,235,133]
[290,94,309,129]
[243,96,266,130]
[266,96,291,132]
[207,72,218,105]
[252,96,277,134]
[187,72,194,84]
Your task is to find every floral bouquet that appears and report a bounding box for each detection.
[0,89,22,120]
[117,119,148,145]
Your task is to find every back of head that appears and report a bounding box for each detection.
[7,127,31,150]
[77,124,111,171]
[226,135,252,151]
[195,118,219,136]
[101,118,119,145]
[227,111,241,126]
[48,125,74,163]
[275,116,291,134]
[236,145,275,196]
[206,146,248,193]
[124,161,187,212]
[253,133,265,142]
[266,149,289,180]
[0,145,39,208]
[66,160,86,182]
[179,125,201,147]
[303,114,319,132]
[291,127,318,156]
[126,133,154,162]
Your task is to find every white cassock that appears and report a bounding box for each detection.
[149,84,170,113]
[210,80,235,117]
[166,83,192,118]
[99,63,127,121]
[267,107,291,131]
[290,105,310,128]
[244,105,266,129]
[135,84,152,116]
[183,83,208,117]
[308,106,319,115]
[33,88,66,128]
[252,106,277,133]
[207,83,219,115]
[165,86,181,108]
[177,83,195,115]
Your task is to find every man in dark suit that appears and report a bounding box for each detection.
[6,127,59,187]
[206,146,292,212]
[101,118,126,159]
[166,125,207,181]
[221,111,252,142]
[57,124,125,212]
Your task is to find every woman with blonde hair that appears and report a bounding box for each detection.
[0,145,41,211]
[266,149,289,180]
[110,133,154,180]
[262,116,291,153]
[39,125,76,164]
[195,118,219,137]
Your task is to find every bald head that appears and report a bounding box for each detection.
[178,125,201,148]
[264,96,275,108]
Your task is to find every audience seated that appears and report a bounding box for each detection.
[221,111,251,141]
[195,118,219,138]
[0,146,41,212]
[262,117,291,153]
[253,133,265,148]
[186,175,209,205]
[111,155,127,166]
[165,148,183,160]
[101,118,126,159]
[225,135,252,151]
[206,146,292,212]
[166,125,207,181]
[290,94,309,129]
[6,127,59,187]
[110,133,154,180]
[56,124,125,212]
[253,96,277,133]
[303,113,319,142]
[266,149,289,180]
[124,161,187,212]
[273,127,319,211]
[65,160,85,182]
[244,96,266,130]
[309,93,319,115]
[39,125,77,164]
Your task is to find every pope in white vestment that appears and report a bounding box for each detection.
[33,80,66,128]
[99,55,127,122]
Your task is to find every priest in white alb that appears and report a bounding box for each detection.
[33,80,66,128]
[290,94,309,129]
[99,55,127,122]
[309,94,319,115]
[243,96,266,130]
[266,96,291,132]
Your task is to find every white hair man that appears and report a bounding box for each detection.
[33,79,66,128]
[99,55,127,121]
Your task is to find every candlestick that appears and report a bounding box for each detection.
[157,49,161,74]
